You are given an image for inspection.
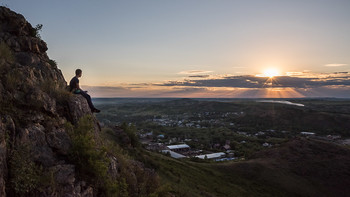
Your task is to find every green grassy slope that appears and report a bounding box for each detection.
[134,138,350,197]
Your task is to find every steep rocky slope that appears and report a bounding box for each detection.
[0,6,158,197]
[0,5,98,196]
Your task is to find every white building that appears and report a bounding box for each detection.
[167,144,190,152]
[162,150,186,159]
[301,132,315,136]
[195,152,226,160]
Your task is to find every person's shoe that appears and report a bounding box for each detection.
[92,108,101,113]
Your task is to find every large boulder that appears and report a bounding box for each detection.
[68,95,92,124]
[68,94,101,132]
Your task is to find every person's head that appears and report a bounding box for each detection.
[75,69,82,78]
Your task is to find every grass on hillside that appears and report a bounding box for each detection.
[129,148,297,197]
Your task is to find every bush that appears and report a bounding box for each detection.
[40,79,71,103]
[48,59,57,67]
[67,116,118,196]
[8,144,42,195]
[121,123,140,147]
[31,24,43,39]
[0,42,14,62]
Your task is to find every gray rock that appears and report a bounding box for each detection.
[0,115,15,197]
[68,95,100,132]
[0,120,8,196]
[47,128,71,155]
[80,186,93,197]
[108,156,120,180]
[16,124,56,167]
[26,89,57,114]
[68,95,92,124]
[51,164,75,185]
[15,51,39,65]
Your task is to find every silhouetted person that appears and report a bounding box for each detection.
[69,69,100,113]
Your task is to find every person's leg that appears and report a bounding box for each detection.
[79,91,95,111]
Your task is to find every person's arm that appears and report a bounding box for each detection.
[76,82,81,90]
[76,82,87,92]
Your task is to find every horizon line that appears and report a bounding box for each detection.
[92,96,349,99]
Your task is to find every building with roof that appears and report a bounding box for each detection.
[167,144,190,152]
[195,152,226,160]
[162,150,186,159]
[301,132,315,136]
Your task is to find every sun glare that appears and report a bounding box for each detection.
[263,68,280,78]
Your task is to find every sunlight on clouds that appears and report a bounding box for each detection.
[263,68,280,78]
[259,88,305,98]
[178,70,213,75]
[286,72,304,76]
[255,68,281,78]
[324,64,347,67]
[84,71,350,98]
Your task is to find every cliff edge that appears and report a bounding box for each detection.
[0,6,104,196]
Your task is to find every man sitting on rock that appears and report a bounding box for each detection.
[69,69,100,113]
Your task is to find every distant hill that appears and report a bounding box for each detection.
[97,98,350,136]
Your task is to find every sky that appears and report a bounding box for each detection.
[2,0,350,98]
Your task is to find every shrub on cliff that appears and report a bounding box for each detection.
[31,24,43,39]
[8,144,49,196]
[66,116,119,196]
[40,78,71,105]
[0,42,14,63]
[121,123,140,148]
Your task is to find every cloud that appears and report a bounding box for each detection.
[188,75,210,78]
[324,64,347,67]
[83,72,350,98]
[178,70,213,75]
[286,72,304,76]
[83,84,350,98]
[158,73,350,89]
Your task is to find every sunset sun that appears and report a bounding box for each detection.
[263,68,280,78]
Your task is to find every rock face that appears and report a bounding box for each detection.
[68,95,101,132]
[0,6,100,196]
[0,116,14,196]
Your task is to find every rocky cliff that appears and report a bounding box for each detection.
[0,6,158,197]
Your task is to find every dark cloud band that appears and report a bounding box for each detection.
[158,75,350,88]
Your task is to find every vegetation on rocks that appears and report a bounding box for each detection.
[66,116,118,196]
[8,144,45,196]
[40,79,71,103]
[0,42,14,63]
[31,24,43,39]
[66,116,164,197]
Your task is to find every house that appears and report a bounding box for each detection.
[139,131,153,138]
[195,152,226,160]
[327,135,341,140]
[255,131,265,136]
[162,150,186,159]
[262,142,270,147]
[167,144,190,152]
[213,143,221,149]
[146,143,166,151]
[157,134,165,139]
[223,144,231,150]
[301,132,315,136]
